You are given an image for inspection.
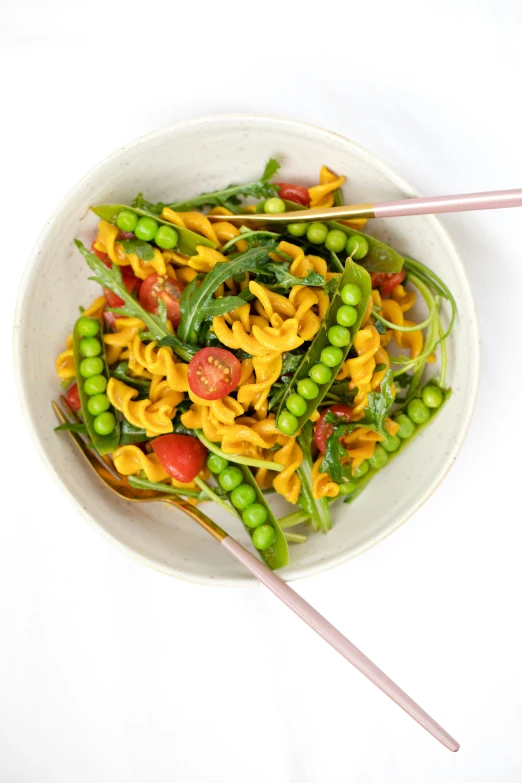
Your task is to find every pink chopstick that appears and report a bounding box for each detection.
[222,537,459,752]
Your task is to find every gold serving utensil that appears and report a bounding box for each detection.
[52,398,459,751]
[207,188,522,224]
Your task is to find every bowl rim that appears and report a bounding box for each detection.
[13,113,481,586]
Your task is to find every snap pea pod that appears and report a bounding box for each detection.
[341,388,451,503]
[91,204,216,256]
[213,462,288,570]
[276,258,372,431]
[72,317,120,455]
[326,221,404,273]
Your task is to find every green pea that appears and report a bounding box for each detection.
[155,225,178,250]
[206,453,229,474]
[286,394,307,417]
[309,363,332,385]
[84,375,107,396]
[325,229,347,253]
[328,325,351,347]
[79,337,101,358]
[395,414,416,439]
[340,283,362,306]
[369,444,388,470]
[116,209,139,233]
[93,411,116,435]
[87,394,110,416]
[422,385,444,409]
[336,305,358,328]
[338,481,357,495]
[407,398,430,424]
[382,433,401,453]
[297,378,319,400]
[306,222,328,244]
[218,466,244,492]
[287,222,307,237]
[354,460,369,478]
[346,234,369,259]
[278,411,299,435]
[134,216,159,241]
[252,524,276,550]
[242,504,268,529]
[79,357,104,378]
[77,317,99,338]
[264,197,286,214]
[320,346,344,368]
[230,484,257,510]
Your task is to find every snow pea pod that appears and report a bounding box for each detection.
[276,258,372,432]
[342,388,451,503]
[211,461,288,570]
[72,317,120,455]
[326,221,404,273]
[91,204,216,256]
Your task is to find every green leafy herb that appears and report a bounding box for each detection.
[74,240,197,362]
[120,420,150,446]
[297,422,331,533]
[111,362,151,394]
[119,239,154,261]
[177,246,272,344]
[320,425,349,483]
[374,320,387,335]
[354,369,395,437]
[260,262,325,290]
[136,159,281,215]
[54,422,88,434]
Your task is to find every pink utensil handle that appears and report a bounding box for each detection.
[222,536,459,752]
[375,188,522,218]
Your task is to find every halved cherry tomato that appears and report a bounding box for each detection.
[66,381,81,412]
[152,434,207,483]
[188,347,241,401]
[139,273,184,327]
[371,269,406,298]
[314,404,353,454]
[276,183,311,206]
[104,266,142,308]
[91,242,110,265]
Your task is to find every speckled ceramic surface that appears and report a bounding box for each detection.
[14,115,480,586]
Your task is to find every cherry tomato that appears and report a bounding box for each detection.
[139,273,184,327]
[103,266,142,308]
[371,269,406,297]
[314,404,353,453]
[91,242,110,265]
[152,434,207,483]
[66,381,81,411]
[117,230,135,241]
[276,183,311,206]
[188,347,241,401]
[103,310,118,330]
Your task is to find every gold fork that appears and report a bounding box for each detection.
[52,399,459,751]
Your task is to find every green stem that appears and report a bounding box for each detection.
[196,430,283,472]
[194,477,238,516]
[127,476,201,498]
[221,231,279,254]
[278,510,310,528]
[284,532,307,544]
[372,308,434,332]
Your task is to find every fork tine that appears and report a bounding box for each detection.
[55,398,123,482]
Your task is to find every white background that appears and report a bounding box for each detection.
[2,1,522,780]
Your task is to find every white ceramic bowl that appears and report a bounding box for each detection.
[14,115,479,586]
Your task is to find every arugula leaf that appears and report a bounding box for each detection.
[54,422,88,434]
[111,362,151,394]
[119,239,154,261]
[74,240,196,362]
[320,425,349,484]
[134,159,281,215]
[177,246,272,344]
[324,276,341,297]
[260,262,325,290]
[359,369,395,436]
[202,295,251,319]
[120,420,150,446]
[281,351,304,375]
